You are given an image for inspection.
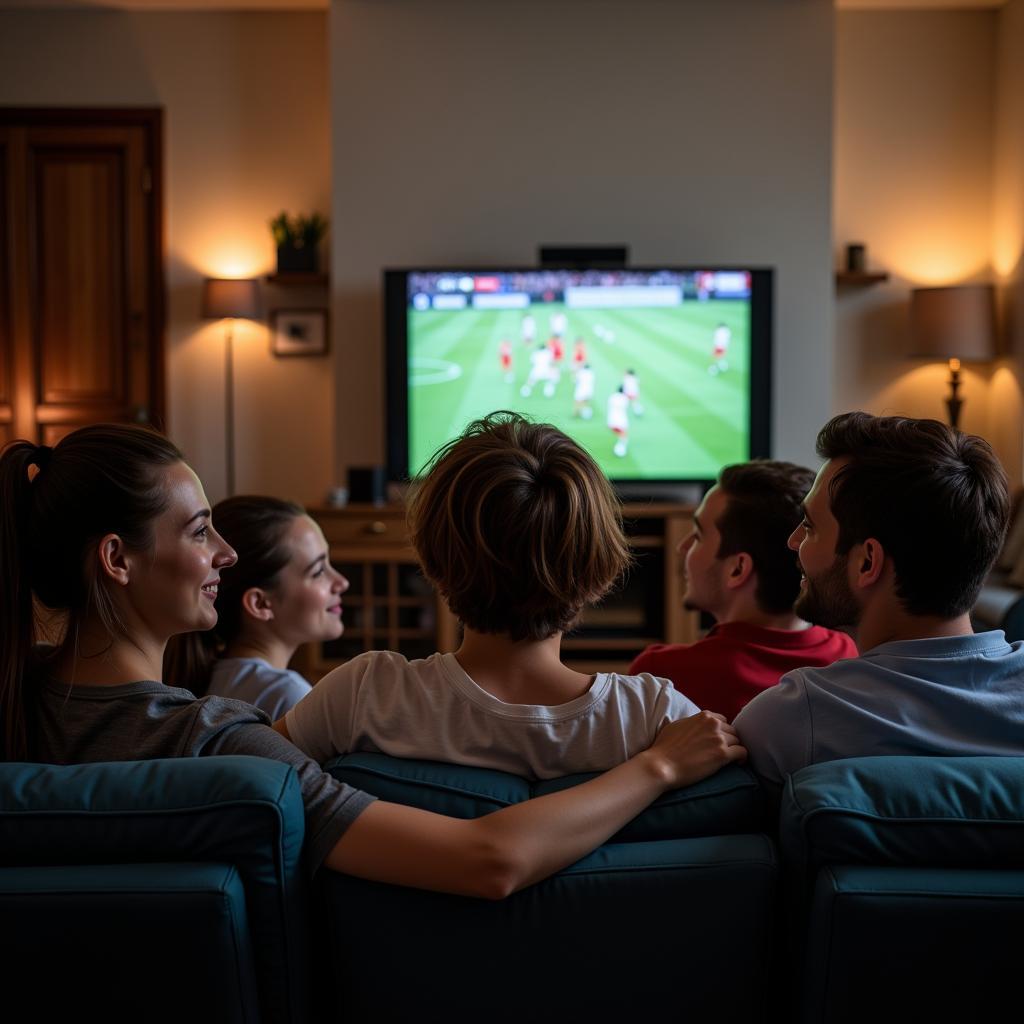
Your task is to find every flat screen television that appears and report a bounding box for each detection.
[384,266,772,492]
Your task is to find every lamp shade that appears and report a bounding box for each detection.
[202,278,260,320]
[909,284,996,361]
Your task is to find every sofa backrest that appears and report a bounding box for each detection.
[327,750,768,839]
[779,754,1024,877]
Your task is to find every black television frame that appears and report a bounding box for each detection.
[384,266,773,490]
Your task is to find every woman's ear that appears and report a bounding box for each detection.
[97,533,131,586]
[241,586,275,623]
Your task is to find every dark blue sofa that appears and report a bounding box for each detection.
[2,752,1022,1022]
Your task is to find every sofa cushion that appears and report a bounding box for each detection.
[326,751,766,840]
[779,755,1024,874]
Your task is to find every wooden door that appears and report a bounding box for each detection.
[0,109,164,446]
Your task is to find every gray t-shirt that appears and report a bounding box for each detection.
[32,678,375,874]
[209,657,312,720]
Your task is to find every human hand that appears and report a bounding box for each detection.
[641,711,747,790]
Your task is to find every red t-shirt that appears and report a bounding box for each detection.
[629,621,858,722]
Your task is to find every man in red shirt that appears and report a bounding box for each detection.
[631,461,857,720]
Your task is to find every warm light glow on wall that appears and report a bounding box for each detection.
[992,231,1022,279]
[872,363,948,417]
[871,362,990,429]
[880,242,989,287]
[192,246,267,281]
[175,220,275,281]
[991,364,1019,393]
[193,320,263,357]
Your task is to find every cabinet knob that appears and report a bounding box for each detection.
[366,520,387,535]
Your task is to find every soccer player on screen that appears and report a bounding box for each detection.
[709,322,732,376]
[572,337,587,374]
[622,369,644,416]
[549,333,565,366]
[573,364,596,420]
[521,343,555,398]
[607,386,630,458]
[550,311,568,340]
[499,339,514,383]
[521,314,537,347]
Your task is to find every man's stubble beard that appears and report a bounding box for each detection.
[794,554,861,630]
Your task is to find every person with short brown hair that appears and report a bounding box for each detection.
[410,411,631,642]
[631,460,856,721]
[280,412,710,779]
[735,412,1024,790]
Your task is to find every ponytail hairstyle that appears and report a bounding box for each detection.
[164,495,304,696]
[0,424,183,760]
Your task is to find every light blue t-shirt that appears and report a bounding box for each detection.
[208,657,312,722]
[733,630,1024,787]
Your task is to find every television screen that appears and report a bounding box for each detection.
[385,267,771,486]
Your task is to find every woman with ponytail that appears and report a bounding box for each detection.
[0,423,743,897]
[166,496,347,718]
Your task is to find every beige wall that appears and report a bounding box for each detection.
[10,4,1017,499]
[0,10,334,506]
[330,0,835,475]
[991,0,1024,484]
[833,10,1018,477]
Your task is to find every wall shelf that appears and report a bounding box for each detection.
[835,270,889,287]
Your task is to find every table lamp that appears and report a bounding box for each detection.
[909,284,995,430]
[202,277,260,495]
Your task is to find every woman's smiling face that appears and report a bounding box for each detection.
[124,462,238,638]
[264,515,348,646]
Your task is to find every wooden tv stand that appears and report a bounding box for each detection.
[293,502,699,681]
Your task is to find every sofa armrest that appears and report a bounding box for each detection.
[0,756,310,1024]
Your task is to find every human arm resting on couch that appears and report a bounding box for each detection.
[320,710,746,899]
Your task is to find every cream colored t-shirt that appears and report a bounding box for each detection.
[284,650,700,780]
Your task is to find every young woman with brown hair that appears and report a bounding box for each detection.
[165,496,347,718]
[0,423,744,897]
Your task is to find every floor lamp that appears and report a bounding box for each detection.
[909,284,996,430]
[202,278,260,496]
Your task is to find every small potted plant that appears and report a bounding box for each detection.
[270,211,329,274]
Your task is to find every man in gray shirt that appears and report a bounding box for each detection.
[734,411,1024,789]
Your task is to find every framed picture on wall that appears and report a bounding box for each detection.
[270,308,329,357]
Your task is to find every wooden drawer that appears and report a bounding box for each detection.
[314,507,408,548]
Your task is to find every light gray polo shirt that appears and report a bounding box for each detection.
[734,630,1024,787]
